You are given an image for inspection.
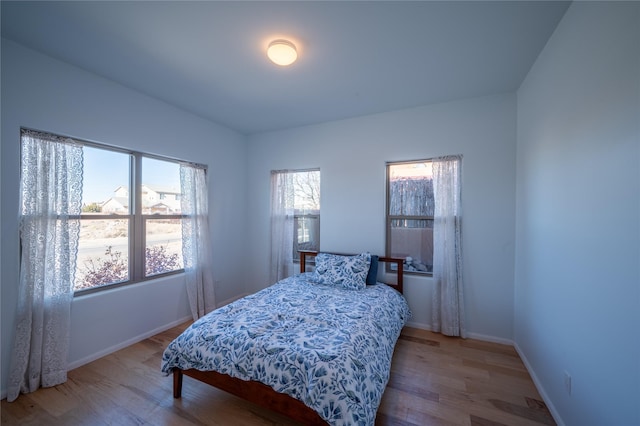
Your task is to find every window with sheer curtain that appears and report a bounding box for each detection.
[8,128,213,401]
[270,169,320,283]
[8,129,84,402]
[387,155,464,337]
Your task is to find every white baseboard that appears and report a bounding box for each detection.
[404,321,514,346]
[0,293,250,401]
[67,315,193,371]
[404,323,560,424]
[405,320,432,331]
[514,342,565,426]
[66,293,246,373]
[68,293,250,371]
[2,315,193,401]
[466,331,513,346]
[217,293,249,308]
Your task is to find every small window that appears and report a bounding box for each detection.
[386,160,434,274]
[270,168,320,281]
[292,170,320,261]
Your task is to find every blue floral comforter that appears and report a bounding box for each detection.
[161,272,411,425]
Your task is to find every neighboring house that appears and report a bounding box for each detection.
[100,197,129,214]
[113,185,128,198]
[147,201,179,214]
[101,185,181,214]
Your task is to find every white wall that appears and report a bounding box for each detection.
[247,93,517,342]
[0,39,248,396]
[515,2,640,425]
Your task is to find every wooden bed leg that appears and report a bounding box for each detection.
[173,369,183,398]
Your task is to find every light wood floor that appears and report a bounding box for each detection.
[1,323,555,426]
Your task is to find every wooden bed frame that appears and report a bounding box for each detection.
[172,251,404,425]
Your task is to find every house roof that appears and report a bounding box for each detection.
[101,197,129,209]
[143,184,180,195]
[101,197,181,211]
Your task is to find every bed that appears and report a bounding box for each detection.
[161,251,410,425]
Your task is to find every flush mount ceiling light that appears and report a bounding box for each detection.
[267,39,298,66]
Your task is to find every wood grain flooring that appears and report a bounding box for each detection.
[1,323,555,426]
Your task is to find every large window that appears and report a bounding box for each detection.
[386,160,434,274]
[47,140,187,293]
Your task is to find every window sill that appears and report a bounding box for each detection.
[73,269,184,297]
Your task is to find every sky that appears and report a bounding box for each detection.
[83,146,180,204]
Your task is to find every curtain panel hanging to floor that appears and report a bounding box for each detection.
[180,164,216,320]
[431,155,465,338]
[269,170,295,284]
[8,130,83,401]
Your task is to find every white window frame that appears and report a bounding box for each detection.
[80,148,189,294]
[19,129,202,295]
[386,159,434,276]
[291,169,321,262]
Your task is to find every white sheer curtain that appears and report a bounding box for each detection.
[431,155,465,337]
[270,171,295,283]
[8,131,83,401]
[180,164,216,320]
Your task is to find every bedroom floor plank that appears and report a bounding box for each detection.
[1,324,555,426]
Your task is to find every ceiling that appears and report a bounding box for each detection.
[1,1,570,135]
